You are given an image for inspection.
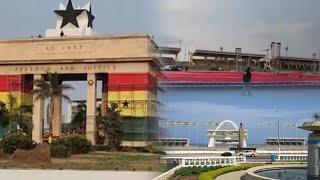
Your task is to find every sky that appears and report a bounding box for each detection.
[162,87,320,145]
[0,0,320,58]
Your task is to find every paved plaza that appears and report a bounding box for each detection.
[0,170,160,180]
[216,170,247,180]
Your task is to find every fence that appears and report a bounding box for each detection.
[277,154,307,161]
[161,156,246,167]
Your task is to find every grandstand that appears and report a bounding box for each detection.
[160,47,320,72]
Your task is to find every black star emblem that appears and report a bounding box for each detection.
[122,101,130,108]
[87,5,95,28]
[55,0,84,28]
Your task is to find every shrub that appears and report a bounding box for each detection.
[198,164,259,180]
[51,144,69,158]
[221,152,232,157]
[2,134,35,154]
[51,135,92,155]
[173,166,221,177]
[121,146,138,153]
[0,149,5,159]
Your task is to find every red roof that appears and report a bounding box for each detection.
[163,71,320,84]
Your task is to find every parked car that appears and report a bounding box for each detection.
[239,150,256,157]
[221,152,233,157]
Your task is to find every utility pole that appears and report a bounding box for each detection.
[277,108,281,155]
[313,53,317,72]
[318,49,320,73]
[235,48,242,71]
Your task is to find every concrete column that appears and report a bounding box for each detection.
[307,133,320,180]
[52,96,62,137]
[101,78,107,117]
[208,137,215,147]
[32,74,44,143]
[86,73,97,144]
[239,123,245,148]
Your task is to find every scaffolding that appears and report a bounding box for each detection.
[107,83,164,144]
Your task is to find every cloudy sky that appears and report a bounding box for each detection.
[163,87,320,144]
[1,0,320,58]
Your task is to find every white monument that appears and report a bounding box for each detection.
[45,0,95,37]
[207,120,248,148]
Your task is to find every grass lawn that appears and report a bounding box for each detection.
[0,152,167,172]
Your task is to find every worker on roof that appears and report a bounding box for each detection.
[242,67,252,96]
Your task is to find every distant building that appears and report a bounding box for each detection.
[265,137,306,146]
[160,138,189,147]
[66,99,102,123]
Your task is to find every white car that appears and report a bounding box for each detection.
[239,150,256,157]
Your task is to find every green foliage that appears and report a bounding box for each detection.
[0,101,9,127]
[50,144,69,158]
[0,149,5,159]
[70,103,86,132]
[2,134,35,154]
[0,95,33,136]
[51,135,92,155]
[99,103,123,150]
[221,152,232,157]
[32,71,74,135]
[198,164,259,180]
[173,166,222,177]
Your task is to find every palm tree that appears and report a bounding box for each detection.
[32,72,74,138]
[1,94,33,135]
[99,103,122,150]
[15,103,33,135]
[313,112,320,121]
[7,93,17,132]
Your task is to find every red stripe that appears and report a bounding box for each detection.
[0,75,33,92]
[108,73,158,93]
[163,71,320,83]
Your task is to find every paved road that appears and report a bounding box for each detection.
[246,155,270,162]
[0,170,160,180]
[215,170,247,180]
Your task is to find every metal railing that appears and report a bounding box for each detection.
[160,156,246,167]
[277,154,307,161]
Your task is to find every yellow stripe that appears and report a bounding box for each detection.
[107,91,157,117]
[108,91,156,101]
[0,92,33,106]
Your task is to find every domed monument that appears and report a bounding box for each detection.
[299,113,320,179]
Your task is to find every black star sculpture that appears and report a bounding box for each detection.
[122,101,130,108]
[55,0,84,28]
[87,5,95,28]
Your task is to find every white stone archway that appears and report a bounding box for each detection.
[207,120,247,148]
